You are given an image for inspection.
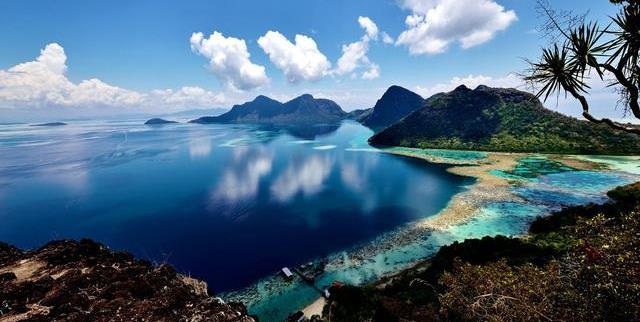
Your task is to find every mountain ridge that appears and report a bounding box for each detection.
[369,85,640,154]
[190,94,346,125]
[360,85,425,129]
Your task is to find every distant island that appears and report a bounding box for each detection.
[358,85,425,129]
[185,84,640,155]
[161,107,228,118]
[190,94,346,125]
[369,85,640,155]
[30,122,67,127]
[345,108,372,121]
[145,118,178,125]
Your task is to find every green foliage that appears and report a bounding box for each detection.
[529,231,577,254]
[530,181,640,233]
[525,0,640,131]
[441,201,640,321]
[370,86,640,154]
[607,181,640,201]
[324,182,640,321]
[525,43,590,101]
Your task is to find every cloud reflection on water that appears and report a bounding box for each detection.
[188,135,212,159]
[339,153,382,213]
[212,147,273,202]
[271,154,334,202]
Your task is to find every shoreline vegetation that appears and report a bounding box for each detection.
[0,146,637,321]
[303,179,640,321]
[298,148,633,320]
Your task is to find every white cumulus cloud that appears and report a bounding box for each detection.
[361,64,380,80]
[358,16,379,40]
[415,73,523,97]
[334,16,382,80]
[190,31,269,91]
[0,43,226,112]
[257,31,332,83]
[381,32,395,44]
[396,0,517,55]
[335,40,370,76]
[0,43,143,108]
[150,86,226,108]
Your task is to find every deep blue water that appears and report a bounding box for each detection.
[0,120,470,292]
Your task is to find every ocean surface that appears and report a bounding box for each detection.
[3,120,640,322]
[0,120,471,292]
[227,154,640,321]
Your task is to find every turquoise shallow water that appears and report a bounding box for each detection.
[385,146,488,162]
[576,155,640,174]
[1,120,638,322]
[0,120,470,303]
[490,155,575,181]
[229,155,640,322]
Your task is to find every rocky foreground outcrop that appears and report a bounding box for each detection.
[0,239,255,322]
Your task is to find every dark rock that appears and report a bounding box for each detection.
[145,118,178,125]
[0,239,256,322]
[0,271,16,282]
[0,242,23,265]
[287,310,306,321]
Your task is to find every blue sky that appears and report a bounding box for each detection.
[0,0,624,120]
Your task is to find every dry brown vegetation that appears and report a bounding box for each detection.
[322,183,640,322]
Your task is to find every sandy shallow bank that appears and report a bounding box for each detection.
[384,149,609,230]
[255,148,633,320]
[302,297,326,318]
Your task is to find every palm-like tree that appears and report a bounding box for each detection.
[525,0,640,134]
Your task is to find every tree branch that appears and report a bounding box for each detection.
[537,0,571,40]
[598,62,640,119]
[565,85,640,135]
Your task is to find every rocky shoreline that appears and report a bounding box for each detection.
[1,151,630,322]
[294,150,624,319]
[315,181,640,321]
[0,239,255,322]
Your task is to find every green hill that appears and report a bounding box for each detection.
[369,85,640,154]
[190,94,346,125]
[360,85,425,129]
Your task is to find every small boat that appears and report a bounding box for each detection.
[281,267,294,279]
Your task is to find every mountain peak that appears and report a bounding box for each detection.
[369,86,640,154]
[453,84,470,92]
[253,95,278,103]
[295,93,314,100]
[360,85,425,128]
[384,85,414,96]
